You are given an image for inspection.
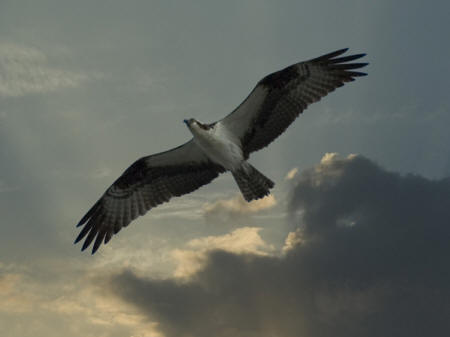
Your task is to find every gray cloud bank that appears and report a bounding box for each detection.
[110,154,450,337]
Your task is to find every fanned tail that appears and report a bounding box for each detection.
[232,164,274,201]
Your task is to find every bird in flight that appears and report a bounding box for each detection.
[75,48,368,254]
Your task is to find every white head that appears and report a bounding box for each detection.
[183,118,212,132]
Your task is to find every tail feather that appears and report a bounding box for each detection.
[232,164,274,202]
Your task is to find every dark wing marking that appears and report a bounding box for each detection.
[220,48,368,158]
[75,140,225,254]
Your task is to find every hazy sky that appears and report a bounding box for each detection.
[1,1,450,336]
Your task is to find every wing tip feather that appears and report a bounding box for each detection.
[312,48,349,62]
[81,238,91,252]
[347,71,368,77]
[76,200,101,227]
[312,48,368,66]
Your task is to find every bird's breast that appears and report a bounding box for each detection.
[191,124,243,170]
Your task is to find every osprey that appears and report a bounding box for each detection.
[75,48,367,254]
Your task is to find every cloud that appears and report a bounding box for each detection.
[108,153,450,337]
[0,261,162,337]
[281,229,305,253]
[0,270,35,313]
[284,167,299,180]
[0,43,94,97]
[171,227,274,279]
[203,194,276,223]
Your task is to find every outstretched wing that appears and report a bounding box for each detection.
[75,140,225,254]
[220,48,368,158]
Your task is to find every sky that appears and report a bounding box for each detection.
[1,1,450,336]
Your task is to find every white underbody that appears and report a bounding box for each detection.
[189,121,245,171]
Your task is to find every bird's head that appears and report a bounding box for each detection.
[184,118,211,131]
[183,118,195,128]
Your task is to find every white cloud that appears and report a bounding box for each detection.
[281,229,305,253]
[284,167,299,180]
[203,194,276,223]
[319,152,358,166]
[0,260,162,337]
[0,43,95,97]
[172,227,274,279]
[0,271,36,313]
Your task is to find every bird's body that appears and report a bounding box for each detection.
[75,48,368,254]
[188,121,243,171]
[187,119,275,202]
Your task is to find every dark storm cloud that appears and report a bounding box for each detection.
[109,154,450,337]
